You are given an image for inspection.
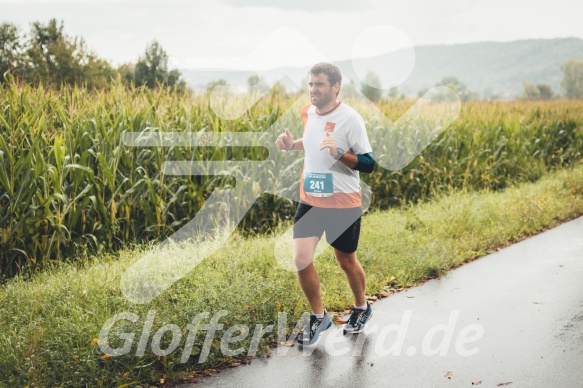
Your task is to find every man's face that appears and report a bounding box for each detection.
[309,73,339,109]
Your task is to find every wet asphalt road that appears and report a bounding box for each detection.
[182,216,583,387]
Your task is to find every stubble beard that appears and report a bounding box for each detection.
[311,92,334,110]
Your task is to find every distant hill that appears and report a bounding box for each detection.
[181,38,583,99]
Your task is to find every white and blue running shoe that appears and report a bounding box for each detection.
[297,311,332,345]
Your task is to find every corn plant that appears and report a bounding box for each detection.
[1,79,582,276]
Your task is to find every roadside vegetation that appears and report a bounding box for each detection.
[1,164,582,386]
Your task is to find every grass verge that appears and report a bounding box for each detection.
[1,164,583,386]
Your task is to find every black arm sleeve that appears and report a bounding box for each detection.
[353,152,375,173]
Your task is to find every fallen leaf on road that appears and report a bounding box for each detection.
[472,381,482,385]
[335,310,352,324]
[444,371,453,379]
[497,383,513,386]
[230,362,241,367]
[279,342,294,347]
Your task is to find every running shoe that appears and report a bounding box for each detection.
[343,302,372,334]
[297,311,332,345]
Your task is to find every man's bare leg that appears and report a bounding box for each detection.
[294,237,323,314]
[334,248,366,307]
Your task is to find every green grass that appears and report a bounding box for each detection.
[1,164,583,386]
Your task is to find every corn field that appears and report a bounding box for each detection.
[1,79,582,276]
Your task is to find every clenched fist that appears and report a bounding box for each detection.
[275,128,294,151]
[319,131,338,157]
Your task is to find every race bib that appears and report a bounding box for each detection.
[304,172,334,197]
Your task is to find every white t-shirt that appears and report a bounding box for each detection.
[299,102,372,208]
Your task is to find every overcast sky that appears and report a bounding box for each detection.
[3,0,583,70]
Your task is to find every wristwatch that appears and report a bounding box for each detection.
[334,147,345,160]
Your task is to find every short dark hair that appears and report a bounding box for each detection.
[309,62,342,88]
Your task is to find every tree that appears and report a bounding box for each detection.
[522,81,540,100]
[134,40,183,89]
[388,87,399,99]
[206,78,228,92]
[417,87,429,97]
[537,84,554,100]
[23,19,65,85]
[438,76,479,102]
[0,22,24,81]
[116,62,136,86]
[24,18,113,88]
[340,80,360,99]
[561,60,583,99]
[247,74,268,95]
[360,71,382,102]
[521,81,553,100]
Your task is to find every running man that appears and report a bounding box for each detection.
[275,62,375,345]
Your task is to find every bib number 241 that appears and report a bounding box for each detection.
[304,172,333,197]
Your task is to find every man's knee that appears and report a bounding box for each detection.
[293,237,318,271]
[334,250,357,271]
[294,253,315,271]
